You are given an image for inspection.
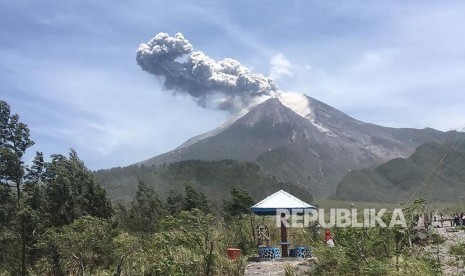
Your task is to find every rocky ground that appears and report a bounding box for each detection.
[424,226,465,275]
[243,258,312,276]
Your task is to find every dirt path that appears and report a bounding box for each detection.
[243,258,311,276]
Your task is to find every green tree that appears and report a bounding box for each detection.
[166,188,185,216]
[25,151,46,184]
[184,185,209,213]
[223,187,255,218]
[0,184,20,273]
[222,187,257,253]
[0,100,34,275]
[21,153,49,265]
[37,216,115,275]
[42,150,113,227]
[125,181,167,234]
[0,101,35,199]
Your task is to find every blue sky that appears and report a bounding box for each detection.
[1,0,465,169]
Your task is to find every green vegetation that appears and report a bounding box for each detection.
[1,99,458,275]
[0,100,113,275]
[336,141,465,203]
[307,202,442,276]
[94,159,314,204]
[0,100,255,274]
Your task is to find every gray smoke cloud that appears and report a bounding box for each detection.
[136,32,278,112]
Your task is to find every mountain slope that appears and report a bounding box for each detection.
[95,159,314,204]
[334,141,465,202]
[139,95,460,197]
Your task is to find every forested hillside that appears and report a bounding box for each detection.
[94,159,314,204]
[335,141,465,202]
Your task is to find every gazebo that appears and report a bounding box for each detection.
[250,190,316,257]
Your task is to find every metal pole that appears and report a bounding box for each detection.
[281,213,288,257]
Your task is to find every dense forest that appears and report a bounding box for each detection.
[2,99,464,275]
[94,159,314,204]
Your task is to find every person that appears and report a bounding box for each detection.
[324,229,335,247]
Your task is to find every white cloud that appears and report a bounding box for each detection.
[352,48,398,73]
[269,53,294,81]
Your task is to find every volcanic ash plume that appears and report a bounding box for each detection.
[136,32,278,112]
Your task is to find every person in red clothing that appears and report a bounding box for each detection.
[324,229,335,247]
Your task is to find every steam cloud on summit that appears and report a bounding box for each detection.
[136,32,278,112]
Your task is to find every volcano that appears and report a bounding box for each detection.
[139,94,456,197]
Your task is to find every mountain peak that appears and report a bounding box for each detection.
[137,93,457,197]
[233,97,310,127]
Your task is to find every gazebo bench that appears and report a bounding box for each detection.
[258,246,281,260]
[289,246,312,258]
